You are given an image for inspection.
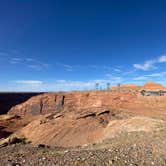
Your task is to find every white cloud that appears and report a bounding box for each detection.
[114,68,121,72]
[11,58,22,61]
[133,55,166,71]
[56,62,77,72]
[10,57,23,64]
[9,57,49,70]
[158,55,166,62]
[27,63,49,70]
[7,80,44,92]
[133,71,166,81]
[54,78,123,90]
[122,69,136,75]
[7,77,124,92]
[133,76,148,81]
[25,58,35,62]
[110,76,122,82]
[133,60,156,71]
[146,72,166,77]
[9,80,96,91]
[63,64,74,72]
[14,80,43,85]
[55,80,95,88]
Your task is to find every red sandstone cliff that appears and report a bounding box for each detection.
[8,91,138,117]
[8,90,166,119]
[3,82,166,147]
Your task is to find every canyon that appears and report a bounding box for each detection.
[0,82,166,165]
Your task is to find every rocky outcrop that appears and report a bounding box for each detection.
[7,93,55,117]
[15,111,164,147]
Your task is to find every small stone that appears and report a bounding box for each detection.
[11,163,21,166]
[114,156,118,160]
[64,150,69,153]
[133,144,137,147]
[151,161,155,165]
[108,160,113,164]
[84,144,88,147]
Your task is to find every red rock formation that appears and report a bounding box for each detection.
[15,109,163,147]
[142,81,166,91]
[8,91,138,117]
[8,89,166,124]
[5,82,166,147]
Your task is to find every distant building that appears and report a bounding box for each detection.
[110,81,166,96]
[140,82,166,96]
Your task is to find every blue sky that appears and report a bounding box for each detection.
[1,0,166,91]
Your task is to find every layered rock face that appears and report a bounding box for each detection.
[8,91,138,117]
[8,90,166,119]
[8,93,64,117]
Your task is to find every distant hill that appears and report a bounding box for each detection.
[111,81,166,91]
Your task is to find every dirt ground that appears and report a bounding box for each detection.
[0,128,166,166]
